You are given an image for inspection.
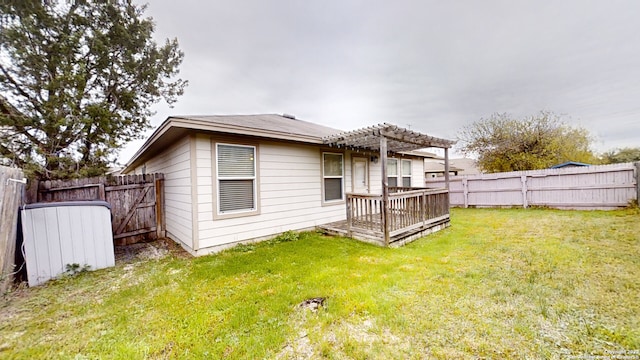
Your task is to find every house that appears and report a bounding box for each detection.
[123,114,455,255]
[424,158,480,178]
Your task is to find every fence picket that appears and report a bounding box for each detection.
[426,162,638,210]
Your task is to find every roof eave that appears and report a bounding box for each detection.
[123,116,327,173]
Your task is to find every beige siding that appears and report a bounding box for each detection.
[411,158,424,187]
[196,139,350,252]
[134,136,193,249]
[369,159,383,194]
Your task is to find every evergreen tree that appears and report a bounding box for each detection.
[0,0,187,179]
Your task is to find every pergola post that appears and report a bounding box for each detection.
[444,147,450,190]
[380,136,390,246]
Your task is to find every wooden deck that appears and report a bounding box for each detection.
[318,187,451,246]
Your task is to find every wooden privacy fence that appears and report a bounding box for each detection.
[0,165,25,293]
[26,173,165,245]
[426,162,639,210]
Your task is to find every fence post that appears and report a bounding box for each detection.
[155,177,165,238]
[521,175,528,208]
[462,178,469,208]
[635,162,640,205]
[0,166,25,293]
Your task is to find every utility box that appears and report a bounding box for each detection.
[21,201,115,286]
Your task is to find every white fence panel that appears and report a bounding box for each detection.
[426,162,639,210]
[21,201,115,286]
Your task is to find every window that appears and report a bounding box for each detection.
[323,152,343,202]
[387,159,398,187]
[217,144,256,214]
[402,159,412,187]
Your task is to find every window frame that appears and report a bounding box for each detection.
[322,151,345,204]
[387,158,399,188]
[401,159,412,187]
[213,142,260,219]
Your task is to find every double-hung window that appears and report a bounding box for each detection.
[216,144,257,214]
[323,152,344,202]
[387,158,412,187]
[387,159,398,187]
[401,159,412,187]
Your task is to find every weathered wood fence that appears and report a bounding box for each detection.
[346,187,450,244]
[0,165,25,293]
[426,162,639,210]
[26,174,165,245]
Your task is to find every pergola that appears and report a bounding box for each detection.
[322,122,456,187]
[322,123,456,245]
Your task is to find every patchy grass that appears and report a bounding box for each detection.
[1,208,639,359]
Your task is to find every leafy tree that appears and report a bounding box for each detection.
[601,147,640,164]
[457,112,598,173]
[0,0,187,179]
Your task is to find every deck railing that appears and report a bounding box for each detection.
[346,187,450,243]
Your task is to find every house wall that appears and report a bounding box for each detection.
[130,132,430,255]
[133,136,193,250]
[193,134,351,254]
[367,156,425,192]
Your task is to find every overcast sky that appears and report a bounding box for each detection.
[122,0,640,162]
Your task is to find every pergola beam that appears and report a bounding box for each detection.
[323,123,455,153]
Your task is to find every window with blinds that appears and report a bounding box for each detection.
[217,144,256,214]
[402,159,412,187]
[323,152,343,202]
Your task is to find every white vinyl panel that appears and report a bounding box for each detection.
[138,136,194,247]
[68,206,86,266]
[199,208,346,248]
[56,207,76,270]
[260,182,319,192]
[261,194,319,206]
[43,208,64,280]
[199,211,213,222]
[198,201,213,213]
[79,208,97,270]
[197,184,212,196]
[261,160,319,171]
[259,176,318,185]
[260,168,320,178]
[21,209,38,286]
[92,206,114,269]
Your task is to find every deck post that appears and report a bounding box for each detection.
[635,162,640,206]
[380,136,390,246]
[346,196,352,238]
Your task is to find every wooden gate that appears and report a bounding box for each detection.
[0,165,25,292]
[26,174,165,246]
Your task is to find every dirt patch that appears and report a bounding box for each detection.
[114,238,189,263]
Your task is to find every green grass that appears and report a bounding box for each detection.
[1,208,639,359]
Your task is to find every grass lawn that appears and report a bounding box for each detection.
[1,208,639,359]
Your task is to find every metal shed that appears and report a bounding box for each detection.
[21,201,115,286]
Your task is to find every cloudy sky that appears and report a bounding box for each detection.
[122,0,639,162]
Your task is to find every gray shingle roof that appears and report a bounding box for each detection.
[172,114,341,139]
